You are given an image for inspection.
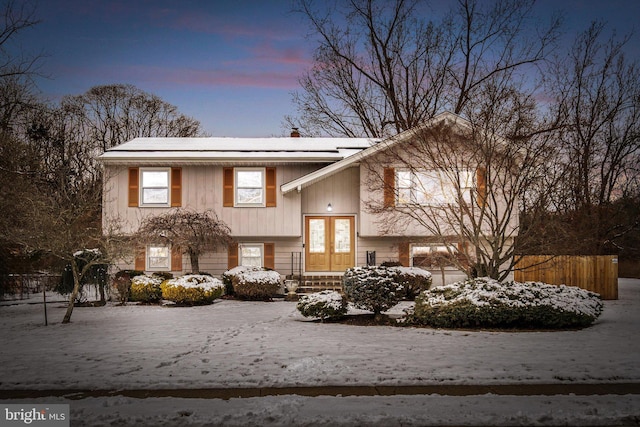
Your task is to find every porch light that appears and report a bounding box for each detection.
[327,203,333,212]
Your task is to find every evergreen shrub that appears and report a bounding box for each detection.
[342,266,404,314]
[297,290,348,321]
[407,277,603,329]
[389,266,432,300]
[129,275,163,303]
[160,274,224,305]
[231,269,281,300]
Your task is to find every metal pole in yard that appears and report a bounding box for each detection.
[43,283,48,326]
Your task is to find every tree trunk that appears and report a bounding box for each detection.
[189,249,199,274]
[62,260,81,324]
[98,282,106,304]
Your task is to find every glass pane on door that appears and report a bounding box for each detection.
[334,218,350,253]
[309,219,325,253]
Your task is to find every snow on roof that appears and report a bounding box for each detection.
[99,137,379,163]
[281,112,467,193]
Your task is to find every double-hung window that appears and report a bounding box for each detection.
[140,168,170,206]
[397,169,473,206]
[147,245,170,270]
[239,243,264,267]
[235,168,265,206]
[411,244,459,268]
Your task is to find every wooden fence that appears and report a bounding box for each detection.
[514,255,618,300]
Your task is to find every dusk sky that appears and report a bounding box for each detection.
[18,0,640,137]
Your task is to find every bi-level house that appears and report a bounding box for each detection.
[100,112,516,287]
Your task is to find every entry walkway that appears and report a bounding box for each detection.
[2,383,639,400]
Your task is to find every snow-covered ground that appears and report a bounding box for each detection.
[1,279,639,426]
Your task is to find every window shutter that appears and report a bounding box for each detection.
[399,242,410,267]
[227,243,238,269]
[134,247,145,271]
[171,167,182,207]
[264,243,275,269]
[223,167,234,207]
[265,167,277,207]
[171,246,182,272]
[476,167,487,207]
[384,167,395,208]
[128,167,139,207]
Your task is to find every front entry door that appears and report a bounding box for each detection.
[305,216,355,272]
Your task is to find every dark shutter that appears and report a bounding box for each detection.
[227,243,238,269]
[223,167,234,207]
[171,167,182,207]
[264,243,275,269]
[128,167,139,207]
[384,167,395,208]
[265,167,277,207]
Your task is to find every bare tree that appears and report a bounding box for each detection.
[541,22,640,254]
[0,0,41,81]
[60,84,203,152]
[7,165,132,323]
[135,209,232,273]
[288,0,560,137]
[363,94,556,280]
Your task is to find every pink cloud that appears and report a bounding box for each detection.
[60,64,303,90]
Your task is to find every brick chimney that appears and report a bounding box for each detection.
[290,127,300,137]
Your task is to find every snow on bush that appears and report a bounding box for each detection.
[407,277,604,329]
[342,266,404,315]
[231,269,282,301]
[388,266,432,300]
[160,274,224,305]
[297,290,348,321]
[222,266,263,295]
[129,275,163,303]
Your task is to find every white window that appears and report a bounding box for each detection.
[147,245,170,270]
[411,244,459,268]
[397,169,473,206]
[236,168,265,206]
[141,168,170,206]
[239,243,264,267]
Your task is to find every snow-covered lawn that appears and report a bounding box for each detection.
[1,279,639,426]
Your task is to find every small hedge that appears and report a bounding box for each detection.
[342,266,404,315]
[129,275,163,303]
[406,277,604,329]
[222,266,263,296]
[160,274,224,305]
[389,266,432,300]
[297,290,348,321]
[231,269,281,301]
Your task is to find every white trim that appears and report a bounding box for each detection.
[235,167,266,207]
[139,167,171,207]
[281,112,468,194]
[146,244,171,271]
[239,243,264,268]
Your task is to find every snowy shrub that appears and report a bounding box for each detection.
[160,274,224,305]
[342,266,404,315]
[232,269,281,301]
[297,290,348,321]
[222,266,263,296]
[389,266,432,300]
[129,275,163,303]
[407,277,604,329]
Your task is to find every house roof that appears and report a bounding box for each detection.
[99,137,379,164]
[280,112,470,194]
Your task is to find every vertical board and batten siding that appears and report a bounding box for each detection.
[514,255,618,300]
[301,167,360,214]
[104,164,319,237]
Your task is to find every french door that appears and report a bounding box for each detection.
[305,216,355,272]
